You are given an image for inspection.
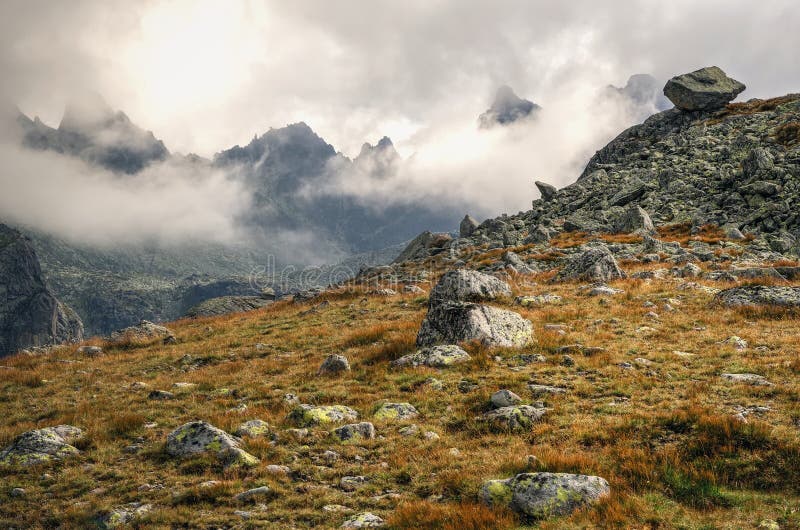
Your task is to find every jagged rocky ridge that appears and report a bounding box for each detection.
[362,68,800,281]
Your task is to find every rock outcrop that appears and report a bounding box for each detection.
[663,66,746,111]
[184,295,273,318]
[714,286,800,308]
[554,245,626,283]
[0,224,83,356]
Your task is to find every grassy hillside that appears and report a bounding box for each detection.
[1,231,799,528]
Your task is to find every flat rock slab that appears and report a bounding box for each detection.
[288,404,359,427]
[478,405,546,432]
[392,344,471,368]
[0,425,83,466]
[481,472,610,519]
[714,286,800,308]
[721,373,773,386]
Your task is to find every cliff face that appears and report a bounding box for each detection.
[0,224,83,356]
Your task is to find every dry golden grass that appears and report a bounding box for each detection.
[1,259,799,528]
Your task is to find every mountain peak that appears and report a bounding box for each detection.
[479,85,540,128]
[59,91,118,132]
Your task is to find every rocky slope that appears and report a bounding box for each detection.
[0,224,82,356]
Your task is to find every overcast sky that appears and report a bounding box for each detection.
[1,0,799,250]
[3,0,799,158]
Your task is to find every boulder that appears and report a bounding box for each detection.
[318,354,351,375]
[613,205,655,234]
[554,245,626,283]
[480,472,610,518]
[535,181,558,201]
[490,389,522,408]
[460,215,480,238]
[165,421,259,468]
[417,303,533,348]
[428,270,511,305]
[393,231,452,264]
[98,503,152,529]
[0,425,83,466]
[663,66,745,111]
[478,405,546,432]
[524,224,552,244]
[287,404,359,427]
[373,402,419,421]
[392,344,472,368]
[234,486,271,503]
[714,286,800,308]
[234,420,271,438]
[332,422,376,442]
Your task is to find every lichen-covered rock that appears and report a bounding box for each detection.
[554,245,626,283]
[109,320,174,344]
[332,422,376,442]
[480,472,610,519]
[663,66,745,111]
[98,503,152,529]
[234,420,270,438]
[428,269,512,305]
[235,486,271,503]
[373,402,419,421]
[0,425,83,466]
[714,286,800,308]
[318,354,351,375]
[165,421,258,468]
[391,344,471,368]
[612,205,655,234]
[417,302,533,348]
[287,404,359,427]
[341,511,385,528]
[478,405,546,432]
[515,294,562,306]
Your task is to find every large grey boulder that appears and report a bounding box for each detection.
[535,181,558,201]
[428,270,511,305]
[663,66,745,111]
[714,286,800,308]
[392,344,471,368]
[165,421,259,468]
[0,224,83,357]
[613,205,655,234]
[554,245,626,283]
[460,215,480,238]
[417,303,533,347]
[480,472,610,519]
[0,425,83,466]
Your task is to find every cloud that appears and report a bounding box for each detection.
[0,141,252,248]
[1,0,799,239]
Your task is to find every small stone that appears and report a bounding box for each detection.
[490,389,523,408]
[341,512,386,528]
[235,486,271,503]
[373,403,418,421]
[332,422,376,442]
[266,464,291,475]
[423,431,440,441]
[561,355,575,367]
[235,420,270,438]
[78,346,103,356]
[10,487,25,497]
[147,390,174,400]
[341,475,368,491]
[398,425,420,437]
[318,354,351,375]
[721,373,772,386]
